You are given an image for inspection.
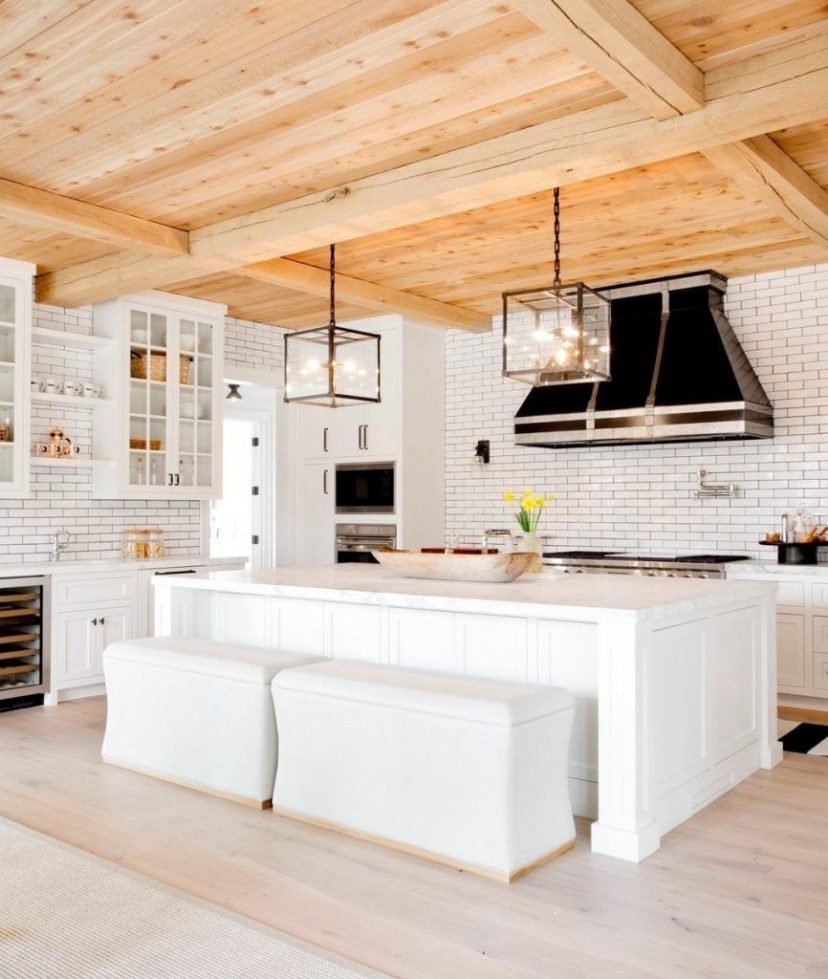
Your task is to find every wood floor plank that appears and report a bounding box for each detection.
[0,698,825,979]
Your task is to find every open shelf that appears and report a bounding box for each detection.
[31,391,113,410]
[31,327,113,351]
[31,456,114,469]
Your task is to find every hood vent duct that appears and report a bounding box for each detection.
[514,271,773,448]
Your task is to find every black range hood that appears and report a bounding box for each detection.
[514,271,773,448]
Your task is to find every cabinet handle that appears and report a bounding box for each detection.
[358,424,364,450]
[168,473,174,486]
[174,474,180,486]
[323,426,328,453]
[323,469,328,495]
[363,424,368,451]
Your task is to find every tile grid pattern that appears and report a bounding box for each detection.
[445,263,828,557]
[0,307,284,564]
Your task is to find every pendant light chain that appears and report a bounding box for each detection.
[329,242,336,327]
[553,186,561,288]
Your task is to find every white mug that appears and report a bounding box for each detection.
[44,377,62,394]
[82,382,101,398]
[63,379,82,397]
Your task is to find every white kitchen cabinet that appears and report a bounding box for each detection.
[298,461,334,565]
[291,316,444,564]
[727,566,828,701]
[0,257,34,499]
[91,291,225,500]
[777,613,806,689]
[54,604,133,689]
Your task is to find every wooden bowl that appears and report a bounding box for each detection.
[372,549,536,583]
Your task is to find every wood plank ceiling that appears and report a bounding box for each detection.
[0,0,827,329]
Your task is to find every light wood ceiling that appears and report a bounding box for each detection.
[0,0,827,328]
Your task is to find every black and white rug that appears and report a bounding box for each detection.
[778,720,828,755]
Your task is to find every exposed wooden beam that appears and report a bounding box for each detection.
[37,33,828,308]
[239,259,491,332]
[0,177,189,256]
[508,0,704,119]
[512,0,828,252]
[702,137,828,249]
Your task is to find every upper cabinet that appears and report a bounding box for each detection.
[0,258,34,499]
[91,292,225,500]
[302,324,401,462]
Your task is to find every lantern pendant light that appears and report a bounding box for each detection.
[284,243,381,407]
[502,187,611,386]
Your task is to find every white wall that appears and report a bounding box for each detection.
[0,306,284,564]
[445,263,828,558]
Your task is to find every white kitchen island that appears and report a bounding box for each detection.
[154,565,781,862]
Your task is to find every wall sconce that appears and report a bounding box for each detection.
[226,383,243,401]
[474,439,490,465]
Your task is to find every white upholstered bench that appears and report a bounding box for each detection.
[102,637,323,808]
[272,661,576,881]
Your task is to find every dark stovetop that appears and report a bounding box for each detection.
[542,550,750,565]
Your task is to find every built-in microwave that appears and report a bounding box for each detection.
[335,463,395,514]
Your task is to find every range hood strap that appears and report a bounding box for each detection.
[646,286,670,408]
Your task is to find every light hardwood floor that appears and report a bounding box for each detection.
[1,697,827,979]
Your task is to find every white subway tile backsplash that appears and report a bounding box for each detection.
[445,263,828,558]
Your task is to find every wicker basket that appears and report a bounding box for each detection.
[129,438,161,451]
[131,351,192,384]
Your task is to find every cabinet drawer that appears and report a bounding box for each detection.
[777,581,805,608]
[813,654,828,692]
[811,583,828,609]
[55,572,137,609]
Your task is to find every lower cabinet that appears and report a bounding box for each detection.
[55,605,133,690]
[777,612,806,689]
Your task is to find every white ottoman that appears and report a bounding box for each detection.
[272,661,575,881]
[102,638,323,807]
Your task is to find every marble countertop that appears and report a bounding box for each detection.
[153,563,777,623]
[0,555,245,579]
[727,559,828,577]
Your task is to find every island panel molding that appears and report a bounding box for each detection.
[154,566,780,862]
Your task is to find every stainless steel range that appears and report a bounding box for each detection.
[542,550,750,579]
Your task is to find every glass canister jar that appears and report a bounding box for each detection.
[122,527,165,559]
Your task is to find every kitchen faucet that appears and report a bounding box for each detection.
[50,531,70,562]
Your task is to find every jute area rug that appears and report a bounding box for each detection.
[0,817,389,979]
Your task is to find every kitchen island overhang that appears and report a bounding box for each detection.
[153,566,781,862]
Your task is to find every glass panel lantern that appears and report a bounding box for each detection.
[284,324,381,407]
[502,282,611,385]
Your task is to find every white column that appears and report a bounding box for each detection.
[591,617,660,862]
[759,593,783,769]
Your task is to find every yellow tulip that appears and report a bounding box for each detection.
[522,497,535,511]
[534,496,545,507]
[503,491,514,502]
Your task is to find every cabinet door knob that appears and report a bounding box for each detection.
[91,617,98,626]
[99,617,105,626]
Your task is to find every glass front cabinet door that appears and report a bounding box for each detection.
[0,258,34,499]
[91,293,224,500]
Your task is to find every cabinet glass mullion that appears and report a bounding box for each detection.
[128,307,169,488]
[0,280,17,487]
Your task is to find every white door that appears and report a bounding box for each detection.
[299,461,334,565]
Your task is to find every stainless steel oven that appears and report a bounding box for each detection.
[335,524,396,563]
[335,463,395,514]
